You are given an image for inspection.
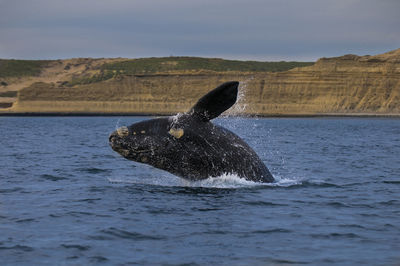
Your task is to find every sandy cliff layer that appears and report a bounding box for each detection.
[3,49,400,116]
[244,49,400,115]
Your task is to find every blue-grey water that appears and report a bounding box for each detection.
[1,116,399,265]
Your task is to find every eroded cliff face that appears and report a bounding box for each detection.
[244,49,400,115]
[12,73,253,114]
[6,49,400,116]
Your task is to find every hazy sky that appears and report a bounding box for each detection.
[0,0,399,61]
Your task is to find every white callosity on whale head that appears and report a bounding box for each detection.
[116,126,129,137]
[169,128,184,139]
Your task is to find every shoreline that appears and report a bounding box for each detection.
[1,49,399,120]
[1,112,399,118]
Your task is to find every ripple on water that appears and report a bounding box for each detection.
[15,218,36,223]
[39,174,67,181]
[0,187,24,193]
[338,224,367,229]
[75,198,102,203]
[99,227,166,241]
[325,202,351,208]
[240,200,288,207]
[61,244,91,251]
[311,232,363,239]
[66,211,96,217]
[270,259,310,265]
[77,167,111,174]
[251,228,293,234]
[383,180,400,184]
[89,256,109,263]
[0,245,34,252]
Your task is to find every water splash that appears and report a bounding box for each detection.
[271,175,304,187]
[185,173,262,188]
[171,112,184,125]
[218,78,257,134]
[108,172,304,189]
[224,78,254,117]
[115,118,122,130]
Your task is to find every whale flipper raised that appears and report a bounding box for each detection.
[190,81,239,122]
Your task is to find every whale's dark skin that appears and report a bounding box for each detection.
[109,81,274,183]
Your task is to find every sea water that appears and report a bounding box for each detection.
[0,116,399,265]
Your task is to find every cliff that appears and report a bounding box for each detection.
[1,49,399,116]
[244,49,400,115]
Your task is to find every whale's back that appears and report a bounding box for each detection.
[165,120,273,182]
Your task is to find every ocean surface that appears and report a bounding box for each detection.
[0,116,399,265]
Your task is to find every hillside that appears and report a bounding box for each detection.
[0,57,312,111]
[1,50,399,116]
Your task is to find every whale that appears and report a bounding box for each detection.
[109,81,274,183]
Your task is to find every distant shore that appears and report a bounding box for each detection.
[1,112,399,118]
[1,49,399,116]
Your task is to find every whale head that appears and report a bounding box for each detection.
[109,117,173,166]
[109,81,239,162]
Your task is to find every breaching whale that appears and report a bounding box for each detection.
[109,81,274,183]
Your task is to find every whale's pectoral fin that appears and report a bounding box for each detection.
[189,81,239,122]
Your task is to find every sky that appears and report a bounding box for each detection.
[0,0,399,61]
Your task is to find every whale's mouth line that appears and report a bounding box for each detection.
[109,139,153,156]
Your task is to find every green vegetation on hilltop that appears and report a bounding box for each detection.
[0,57,314,87]
[65,70,116,87]
[101,57,314,74]
[0,59,52,78]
